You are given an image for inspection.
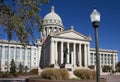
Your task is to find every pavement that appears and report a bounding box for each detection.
[0,74,120,82]
[101,75,120,82]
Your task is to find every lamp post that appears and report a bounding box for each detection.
[90,8,101,82]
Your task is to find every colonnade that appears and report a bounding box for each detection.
[0,44,40,71]
[41,27,63,42]
[90,53,117,65]
[50,40,90,68]
[90,52,118,70]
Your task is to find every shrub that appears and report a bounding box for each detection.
[30,68,38,74]
[41,68,62,80]
[73,69,96,80]
[10,59,16,74]
[92,70,96,80]
[102,65,112,72]
[116,62,120,72]
[59,69,70,80]
[41,68,69,80]
[18,63,24,73]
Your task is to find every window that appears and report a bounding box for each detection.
[5,46,8,60]
[21,48,25,60]
[10,47,14,60]
[94,54,96,63]
[101,54,103,64]
[34,48,36,56]
[27,48,31,61]
[16,47,20,60]
[90,53,93,64]
[0,46,2,60]
[28,62,30,68]
[34,62,36,66]
[104,54,106,64]
[16,61,19,67]
[5,61,8,65]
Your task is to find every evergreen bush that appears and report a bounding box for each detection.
[102,65,112,72]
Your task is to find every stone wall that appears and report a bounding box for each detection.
[26,79,107,82]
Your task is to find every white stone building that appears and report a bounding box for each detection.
[40,6,118,71]
[0,6,118,72]
[0,40,42,71]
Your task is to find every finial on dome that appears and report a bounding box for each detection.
[51,6,55,12]
[70,25,74,30]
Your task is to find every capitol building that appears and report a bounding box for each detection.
[0,6,118,72]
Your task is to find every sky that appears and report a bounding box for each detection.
[39,0,120,61]
[0,0,120,61]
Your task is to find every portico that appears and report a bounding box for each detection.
[41,27,91,69]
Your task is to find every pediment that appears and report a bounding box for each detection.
[53,30,90,41]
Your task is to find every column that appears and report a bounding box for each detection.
[103,54,104,65]
[99,53,102,72]
[84,44,87,67]
[71,51,74,65]
[40,32,43,40]
[61,42,63,64]
[49,27,50,33]
[113,54,115,71]
[107,54,109,65]
[14,46,16,61]
[106,54,108,65]
[109,54,111,65]
[38,46,41,67]
[46,27,49,36]
[1,46,4,66]
[54,41,58,64]
[20,47,22,62]
[24,48,27,66]
[87,44,90,66]
[50,40,55,64]
[79,44,82,67]
[73,43,76,66]
[30,47,33,67]
[67,42,69,63]
[116,55,118,65]
[93,53,94,65]
[8,44,10,65]
[43,28,46,40]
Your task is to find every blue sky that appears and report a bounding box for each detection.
[40,0,120,61]
[0,0,120,61]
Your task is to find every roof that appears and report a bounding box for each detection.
[49,26,91,41]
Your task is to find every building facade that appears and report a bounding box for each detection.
[90,48,118,71]
[0,40,42,71]
[0,6,118,72]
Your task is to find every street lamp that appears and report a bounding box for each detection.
[90,8,101,82]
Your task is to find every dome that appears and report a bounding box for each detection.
[44,6,62,21]
[43,6,63,26]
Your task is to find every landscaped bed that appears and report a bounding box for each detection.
[26,68,107,82]
[26,78,106,82]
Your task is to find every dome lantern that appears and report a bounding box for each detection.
[51,6,55,12]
